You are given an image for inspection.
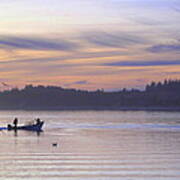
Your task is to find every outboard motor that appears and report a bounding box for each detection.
[7,124,12,130]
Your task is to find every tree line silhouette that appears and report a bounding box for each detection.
[0,79,180,110]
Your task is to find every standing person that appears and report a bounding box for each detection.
[13,118,18,129]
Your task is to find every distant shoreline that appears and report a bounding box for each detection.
[0,107,180,111]
[0,81,180,111]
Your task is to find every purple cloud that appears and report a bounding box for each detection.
[80,31,148,48]
[147,44,180,53]
[0,36,78,51]
[73,80,89,85]
[103,60,180,67]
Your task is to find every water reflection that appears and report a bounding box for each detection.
[11,129,43,137]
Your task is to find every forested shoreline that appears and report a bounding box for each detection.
[0,80,180,110]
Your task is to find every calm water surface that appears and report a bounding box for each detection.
[0,110,180,180]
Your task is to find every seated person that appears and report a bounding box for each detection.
[36,118,41,125]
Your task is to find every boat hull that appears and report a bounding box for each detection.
[7,121,44,132]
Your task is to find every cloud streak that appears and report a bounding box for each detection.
[103,60,180,67]
[64,80,89,87]
[73,80,89,85]
[0,36,78,51]
[80,31,148,48]
[147,44,180,53]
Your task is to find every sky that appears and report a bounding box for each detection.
[0,0,180,91]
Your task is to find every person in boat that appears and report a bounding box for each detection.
[8,118,18,130]
[36,118,41,125]
[13,118,18,129]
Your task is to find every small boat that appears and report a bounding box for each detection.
[7,121,44,132]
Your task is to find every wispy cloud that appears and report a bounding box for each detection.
[103,60,180,67]
[80,31,148,48]
[73,80,89,85]
[0,36,78,51]
[64,80,89,87]
[147,44,180,53]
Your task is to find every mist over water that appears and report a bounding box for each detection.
[0,110,180,180]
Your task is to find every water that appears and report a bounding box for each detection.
[0,110,180,180]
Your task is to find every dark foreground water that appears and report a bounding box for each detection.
[0,110,180,180]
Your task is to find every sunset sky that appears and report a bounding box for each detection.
[0,0,180,91]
